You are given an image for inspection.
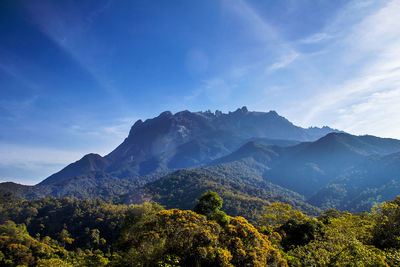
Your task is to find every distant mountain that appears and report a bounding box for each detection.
[309,151,400,211]
[265,133,400,196]
[4,107,400,215]
[40,154,110,186]
[210,141,281,166]
[0,160,320,220]
[38,107,339,186]
[210,132,400,210]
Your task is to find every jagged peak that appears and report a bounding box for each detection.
[307,125,337,130]
[235,106,248,113]
[146,107,287,120]
[174,110,192,117]
[159,111,173,117]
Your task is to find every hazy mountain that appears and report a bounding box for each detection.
[38,107,339,185]
[264,133,400,196]
[4,108,400,214]
[210,132,400,210]
[210,141,281,166]
[39,154,110,186]
[309,151,400,211]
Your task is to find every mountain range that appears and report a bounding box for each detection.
[2,107,400,219]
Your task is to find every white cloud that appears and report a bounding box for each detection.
[267,51,299,72]
[296,0,400,139]
[183,0,302,106]
[300,33,333,44]
[222,0,300,68]
[0,143,87,168]
[0,117,135,184]
[0,143,87,184]
[68,117,134,139]
[185,78,232,103]
[337,89,400,137]
[24,1,129,112]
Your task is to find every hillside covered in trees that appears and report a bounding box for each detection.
[2,108,400,266]
[1,192,399,266]
[3,109,400,215]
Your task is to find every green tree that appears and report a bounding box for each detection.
[261,202,308,227]
[91,229,100,246]
[58,228,73,247]
[115,209,287,266]
[372,196,400,249]
[194,191,223,215]
[279,218,322,251]
[195,191,230,226]
[287,213,386,266]
[37,258,73,267]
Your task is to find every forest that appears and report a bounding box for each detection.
[0,191,399,266]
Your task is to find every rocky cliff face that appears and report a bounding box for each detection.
[38,107,340,185]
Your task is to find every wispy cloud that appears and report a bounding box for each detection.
[184,78,232,105]
[338,89,400,137]
[0,143,86,184]
[0,143,84,167]
[300,33,333,44]
[295,0,400,138]
[22,1,128,111]
[0,95,39,120]
[223,0,300,69]
[67,117,134,138]
[0,116,135,185]
[267,51,299,72]
[66,117,136,153]
[185,0,301,105]
[0,48,41,91]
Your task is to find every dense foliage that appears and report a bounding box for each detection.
[115,208,286,266]
[1,192,399,266]
[122,169,320,223]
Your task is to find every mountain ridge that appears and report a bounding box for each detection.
[38,107,340,186]
[3,107,400,215]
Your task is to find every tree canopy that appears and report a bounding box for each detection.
[0,192,399,266]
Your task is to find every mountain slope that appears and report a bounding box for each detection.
[39,154,109,186]
[6,108,400,215]
[309,151,400,211]
[121,169,320,222]
[38,107,339,185]
[202,132,400,211]
[210,141,281,166]
[264,132,400,196]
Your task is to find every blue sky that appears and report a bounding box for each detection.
[1,0,400,184]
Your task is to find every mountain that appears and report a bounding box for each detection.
[39,154,110,186]
[210,141,281,166]
[263,132,400,196]
[120,169,320,222]
[3,107,400,215]
[38,107,339,186]
[210,132,400,210]
[309,151,400,211]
